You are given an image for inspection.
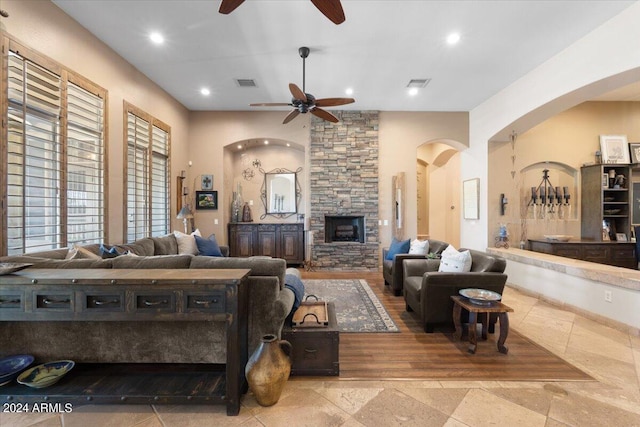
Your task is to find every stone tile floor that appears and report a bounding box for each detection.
[2,286,639,427]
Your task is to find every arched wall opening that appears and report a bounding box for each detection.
[416,139,463,247]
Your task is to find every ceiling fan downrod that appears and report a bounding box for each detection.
[299,47,310,94]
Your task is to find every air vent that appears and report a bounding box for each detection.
[235,79,257,87]
[406,79,431,88]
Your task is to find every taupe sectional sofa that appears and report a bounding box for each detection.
[0,234,295,364]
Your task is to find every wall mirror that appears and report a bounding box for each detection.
[260,167,302,219]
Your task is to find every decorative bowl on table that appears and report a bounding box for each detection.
[0,354,34,386]
[543,235,572,242]
[0,263,32,276]
[17,360,75,388]
[459,288,502,306]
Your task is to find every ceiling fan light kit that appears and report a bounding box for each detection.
[250,47,355,124]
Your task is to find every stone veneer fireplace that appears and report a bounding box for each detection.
[309,111,379,270]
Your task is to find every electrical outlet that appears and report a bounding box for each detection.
[214,219,219,225]
[383,219,388,226]
[604,290,612,303]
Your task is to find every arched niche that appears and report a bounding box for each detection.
[222,138,305,224]
[520,161,578,218]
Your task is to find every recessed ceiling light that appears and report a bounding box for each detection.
[345,88,354,96]
[408,87,419,96]
[286,143,291,147]
[237,144,243,150]
[264,140,269,145]
[149,32,164,45]
[447,32,461,45]
[200,88,210,96]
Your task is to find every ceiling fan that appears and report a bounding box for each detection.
[250,47,355,124]
[219,0,346,25]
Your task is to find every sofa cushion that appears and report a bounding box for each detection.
[122,238,155,256]
[195,234,223,257]
[8,257,114,269]
[151,234,178,255]
[111,254,192,269]
[385,238,410,260]
[438,245,472,273]
[408,239,429,255]
[190,256,286,289]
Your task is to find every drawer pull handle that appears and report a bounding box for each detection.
[94,299,119,306]
[0,299,20,304]
[43,298,71,305]
[303,348,318,354]
[195,299,218,306]
[143,299,168,306]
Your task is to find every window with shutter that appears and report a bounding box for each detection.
[2,42,106,256]
[124,103,170,243]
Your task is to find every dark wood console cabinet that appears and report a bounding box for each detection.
[0,269,249,416]
[228,222,304,265]
[528,239,636,269]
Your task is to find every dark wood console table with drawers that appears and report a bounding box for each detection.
[528,239,636,269]
[0,269,249,416]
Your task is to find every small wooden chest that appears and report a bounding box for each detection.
[282,302,339,376]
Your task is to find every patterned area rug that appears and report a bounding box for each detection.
[302,279,399,333]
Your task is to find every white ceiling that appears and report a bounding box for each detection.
[51,0,637,112]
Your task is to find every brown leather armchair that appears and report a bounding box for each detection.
[382,239,449,296]
[403,249,507,333]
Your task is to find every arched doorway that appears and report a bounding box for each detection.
[417,141,462,247]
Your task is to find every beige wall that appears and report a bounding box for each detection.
[488,101,640,244]
[3,0,191,244]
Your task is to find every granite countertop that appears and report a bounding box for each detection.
[487,247,640,292]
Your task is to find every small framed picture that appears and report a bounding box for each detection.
[602,173,609,189]
[616,233,628,242]
[599,135,630,164]
[201,174,213,190]
[195,190,218,210]
[629,143,640,164]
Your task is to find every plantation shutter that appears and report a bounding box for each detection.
[6,51,63,254]
[126,112,150,242]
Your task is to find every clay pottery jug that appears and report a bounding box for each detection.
[245,334,292,406]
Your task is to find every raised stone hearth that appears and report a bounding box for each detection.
[309,111,379,270]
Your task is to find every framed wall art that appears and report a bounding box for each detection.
[629,143,640,164]
[195,190,218,210]
[599,135,630,164]
[201,174,213,190]
[462,178,480,220]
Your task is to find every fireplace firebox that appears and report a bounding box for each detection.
[324,215,365,243]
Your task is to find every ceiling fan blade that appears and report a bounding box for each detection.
[310,0,345,24]
[250,103,291,107]
[219,0,245,14]
[289,83,307,102]
[283,110,300,124]
[314,97,355,107]
[311,107,339,123]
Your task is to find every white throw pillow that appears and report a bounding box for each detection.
[438,245,472,272]
[174,229,202,255]
[65,243,101,260]
[408,239,429,255]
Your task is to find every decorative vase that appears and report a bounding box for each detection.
[245,334,292,406]
[231,191,239,222]
[242,202,253,222]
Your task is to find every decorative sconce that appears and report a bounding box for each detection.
[528,169,571,220]
[500,193,508,216]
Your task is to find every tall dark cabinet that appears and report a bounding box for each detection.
[228,223,304,265]
[581,164,631,241]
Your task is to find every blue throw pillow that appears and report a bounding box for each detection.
[385,238,411,260]
[99,243,124,259]
[195,234,223,257]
